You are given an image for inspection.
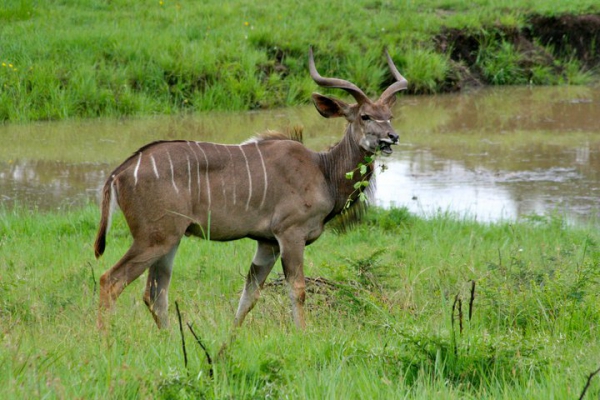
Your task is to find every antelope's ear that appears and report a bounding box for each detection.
[311,93,351,119]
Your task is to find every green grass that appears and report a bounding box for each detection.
[1,205,600,398]
[0,0,599,122]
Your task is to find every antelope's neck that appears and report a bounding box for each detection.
[318,125,373,216]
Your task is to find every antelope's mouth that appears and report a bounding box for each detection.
[378,138,396,155]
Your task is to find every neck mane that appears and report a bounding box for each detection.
[318,124,375,221]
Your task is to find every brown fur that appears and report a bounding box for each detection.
[94,48,407,331]
[253,126,304,143]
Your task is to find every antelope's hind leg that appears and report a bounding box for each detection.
[144,242,180,329]
[98,239,180,330]
[233,240,280,327]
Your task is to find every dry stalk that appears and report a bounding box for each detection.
[451,293,460,356]
[187,322,214,379]
[88,261,97,296]
[468,280,476,322]
[578,365,600,400]
[175,301,188,370]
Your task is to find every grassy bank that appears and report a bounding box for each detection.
[1,205,600,398]
[1,0,599,122]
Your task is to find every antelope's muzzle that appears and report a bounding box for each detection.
[379,132,399,155]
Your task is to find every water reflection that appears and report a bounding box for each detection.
[377,152,598,223]
[377,85,600,223]
[1,86,599,224]
[0,159,111,210]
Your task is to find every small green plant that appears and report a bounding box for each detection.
[398,47,450,94]
[344,248,389,291]
[343,155,375,210]
[561,56,594,85]
[479,40,528,85]
[343,155,390,210]
[366,206,414,231]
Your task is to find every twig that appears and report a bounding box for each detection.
[451,294,460,356]
[451,294,464,334]
[458,297,463,334]
[468,280,476,322]
[187,322,214,379]
[451,294,458,330]
[578,365,600,400]
[496,248,502,269]
[175,301,188,370]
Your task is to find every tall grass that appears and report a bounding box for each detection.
[1,205,599,398]
[0,0,598,122]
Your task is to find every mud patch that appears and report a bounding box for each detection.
[527,14,600,68]
[435,14,600,91]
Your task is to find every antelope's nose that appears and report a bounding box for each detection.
[388,132,399,143]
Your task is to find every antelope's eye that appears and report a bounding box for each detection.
[361,114,371,121]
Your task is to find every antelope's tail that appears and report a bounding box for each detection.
[94,178,116,259]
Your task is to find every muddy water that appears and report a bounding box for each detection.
[1,86,599,224]
[379,86,600,223]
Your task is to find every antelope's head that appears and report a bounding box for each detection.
[309,47,408,155]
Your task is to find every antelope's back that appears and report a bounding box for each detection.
[110,139,331,242]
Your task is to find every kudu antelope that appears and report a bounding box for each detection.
[94,47,407,330]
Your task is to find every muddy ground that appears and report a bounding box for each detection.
[434,14,600,91]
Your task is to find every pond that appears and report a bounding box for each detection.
[1,86,599,224]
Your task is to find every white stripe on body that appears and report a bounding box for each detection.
[254,142,268,209]
[186,141,202,200]
[186,155,192,194]
[213,144,228,207]
[195,142,211,210]
[225,146,237,205]
[239,145,253,211]
[133,152,143,186]
[166,151,179,194]
[150,155,160,179]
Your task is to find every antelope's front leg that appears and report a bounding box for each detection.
[234,240,280,327]
[279,236,307,329]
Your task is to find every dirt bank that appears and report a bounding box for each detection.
[434,14,600,91]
